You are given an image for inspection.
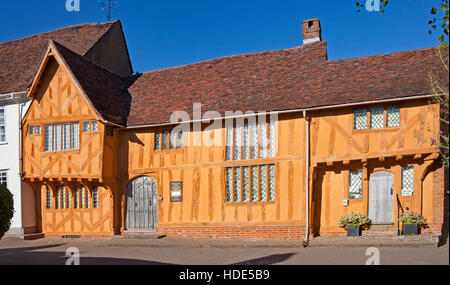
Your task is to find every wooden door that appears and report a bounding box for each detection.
[369,171,394,224]
[125,176,157,231]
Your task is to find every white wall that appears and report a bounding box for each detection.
[0,100,31,235]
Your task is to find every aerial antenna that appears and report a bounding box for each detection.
[99,0,118,22]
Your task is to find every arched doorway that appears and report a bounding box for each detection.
[125,176,157,231]
[369,171,394,224]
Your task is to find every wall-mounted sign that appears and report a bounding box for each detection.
[170,181,183,202]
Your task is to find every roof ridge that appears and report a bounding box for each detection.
[138,41,327,75]
[0,21,117,47]
[326,46,441,63]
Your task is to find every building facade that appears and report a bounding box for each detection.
[20,19,448,240]
[0,20,132,237]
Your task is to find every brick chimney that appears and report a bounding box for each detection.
[302,19,322,45]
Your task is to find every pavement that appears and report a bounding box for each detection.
[0,235,448,265]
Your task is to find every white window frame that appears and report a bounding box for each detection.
[0,170,7,188]
[0,107,6,143]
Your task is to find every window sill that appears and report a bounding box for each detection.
[353,127,401,134]
[225,201,276,206]
[0,141,8,146]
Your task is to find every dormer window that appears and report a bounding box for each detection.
[353,105,401,131]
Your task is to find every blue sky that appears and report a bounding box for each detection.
[0,0,442,73]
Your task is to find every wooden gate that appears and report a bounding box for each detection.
[125,176,157,231]
[369,171,394,224]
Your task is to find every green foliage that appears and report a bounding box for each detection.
[338,212,371,229]
[0,184,14,239]
[398,211,427,226]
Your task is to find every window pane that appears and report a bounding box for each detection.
[91,121,98,132]
[45,125,53,152]
[243,166,250,202]
[93,187,99,208]
[56,188,61,209]
[269,164,275,201]
[170,130,176,149]
[86,189,90,209]
[251,166,258,201]
[269,119,276,158]
[401,166,414,196]
[226,124,233,161]
[29,126,35,135]
[370,107,384,129]
[81,186,86,208]
[63,124,70,150]
[354,109,368,130]
[234,167,241,202]
[61,186,66,209]
[226,168,233,202]
[0,109,4,125]
[387,105,400,127]
[71,122,79,149]
[260,165,267,201]
[243,123,249,160]
[154,131,161,150]
[259,121,267,158]
[234,123,241,160]
[349,170,363,199]
[177,130,183,149]
[162,131,168,150]
[54,124,62,151]
[75,188,79,209]
[46,187,51,209]
[251,121,258,159]
[83,122,90,132]
[35,126,41,135]
[0,126,5,142]
[0,171,7,188]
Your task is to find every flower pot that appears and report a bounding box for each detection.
[402,224,419,236]
[347,225,361,237]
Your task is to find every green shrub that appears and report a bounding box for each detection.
[338,212,371,229]
[0,184,14,239]
[399,211,427,226]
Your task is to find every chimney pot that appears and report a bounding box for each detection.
[302,18,322,45]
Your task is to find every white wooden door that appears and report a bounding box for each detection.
[125,176,157,231]
[369,171,394,224]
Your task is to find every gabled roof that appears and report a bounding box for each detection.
[126,42,448,126]
[27,41,130,126]
[0,21,118,95]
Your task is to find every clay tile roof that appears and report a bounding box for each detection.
[51,41,130,126]
[0,21,118,95]
[126,42,448,127]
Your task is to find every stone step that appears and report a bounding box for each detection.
[362,230,399,237]
[23,233,45,240]
[112,233,166,240]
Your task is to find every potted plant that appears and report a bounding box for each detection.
[338,212,371,237]
[399,211,427,236]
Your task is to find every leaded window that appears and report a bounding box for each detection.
[370,107,384,129]
[177,130,183,149]
[259,121,267,158]
[226,167,233,202]
[93,187,99,208]
[243,123,249,160]
[269,119,276,157]
[234,167,241,202]
[269,165,276,201]
[46,187,51,209]
[243,166,250,202]
[401,166,414,196]
[162,131,168,150]
[354,109,368,130]
[56,187,61,209]
[251,121,258,159]
[234,122,241,160]
[154,131,161,150]
[226,124,233,161]
[71,122,80,149]
[170,130,176,149]
[46,123,79,152]
[387,105,400,127]
[226,164,275,203]
[349,170,363,199]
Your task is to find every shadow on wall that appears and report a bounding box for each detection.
[0,244,173,265]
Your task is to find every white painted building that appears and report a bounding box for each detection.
[0,92,35,236]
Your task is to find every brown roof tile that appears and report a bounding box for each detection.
[126,42,448,126]
[0,21,118,94]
